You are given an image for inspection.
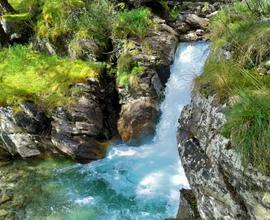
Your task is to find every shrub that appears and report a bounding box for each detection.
[112,7,152,39]
[222,93,270,175]
[0,45,102,108]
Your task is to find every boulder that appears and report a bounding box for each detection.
[177,189,201,220]
[52,77,119,163]
[117,97,159,144]
[183,14,209,30]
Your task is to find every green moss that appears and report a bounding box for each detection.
[0,45,102,108]
[36,0,84,40]
[112,7,153,39]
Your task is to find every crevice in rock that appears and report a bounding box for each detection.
[218,164,249,218]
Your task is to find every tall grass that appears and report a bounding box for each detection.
[222,93,270,175]
[116,52,144,90]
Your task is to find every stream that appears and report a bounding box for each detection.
[0,41,209,220]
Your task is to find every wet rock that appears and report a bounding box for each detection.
[180,31,201,42]
[117,97,159,144]
[14,102,51,135]
[174,20,191,34]
[177,92,270,219]
[183,14,209,30]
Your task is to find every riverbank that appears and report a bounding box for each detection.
[177,1,270,219]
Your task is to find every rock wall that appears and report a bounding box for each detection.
[177,91,270,219]
[0,75,119,163]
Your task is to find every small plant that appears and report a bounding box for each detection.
[112,7,152,39]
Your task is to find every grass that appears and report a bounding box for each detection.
[112,7,153,39]
[195,0,270,175]
[116,52,144,90]
[0,45,102,108]
[222,93,270,175]
[36,0,84,40]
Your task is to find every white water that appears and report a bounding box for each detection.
[25,42,210,220]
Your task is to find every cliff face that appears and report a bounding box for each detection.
[177,91,270,219]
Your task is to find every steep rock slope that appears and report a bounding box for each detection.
[177,92,270,219]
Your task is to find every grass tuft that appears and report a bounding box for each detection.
[222,93,270,175]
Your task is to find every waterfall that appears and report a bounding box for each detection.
[25,42,210,220]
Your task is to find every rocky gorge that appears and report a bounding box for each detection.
[1,0,270,219]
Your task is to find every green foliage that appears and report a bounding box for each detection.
[222,93,270,175]
[112,8,152,39]
[117,52,144,89]
[169,5,181,19]
[0,45,101,108]
[197,0,270,100]
[8,0,39,13]
[36,0,84,40]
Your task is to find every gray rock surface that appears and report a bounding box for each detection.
[177,91,270,219]
[0,103,52,159]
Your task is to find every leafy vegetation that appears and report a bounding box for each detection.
[0,45,101,108]
[196,0,270,175]
[112,8,153,39]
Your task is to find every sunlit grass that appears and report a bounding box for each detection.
[0,45,102,108]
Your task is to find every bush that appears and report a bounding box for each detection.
[222,93,270,175]
[112,7,152,39]
[0,45,102,108]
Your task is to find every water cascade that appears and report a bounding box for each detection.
[16,42,210,220]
